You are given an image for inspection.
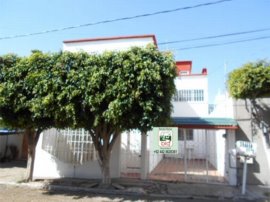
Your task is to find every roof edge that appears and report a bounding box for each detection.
[63,34,158,47]
[172,117,238,130]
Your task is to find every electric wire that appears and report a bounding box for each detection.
[158,27,270,45]
[0,0,233,40]
[169,35,270,51]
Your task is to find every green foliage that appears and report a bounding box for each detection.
[0,45,176,183]
[0,45,176,132]
[0,52,56,129]
[228,61,270,99]
[78,45,176,132]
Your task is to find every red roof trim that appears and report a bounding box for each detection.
[63,34,158,47]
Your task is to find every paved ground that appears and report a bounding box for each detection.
[0,184,263,202]
[0,160,27,182]
[0,160,269,202]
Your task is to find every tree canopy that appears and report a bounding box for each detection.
[0,45,176,184]
[0,51,64,180]
[228,61,270,99]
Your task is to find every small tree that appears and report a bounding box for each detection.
[228,60,270,139]
[228,61,270,99]
[0,52,61,181]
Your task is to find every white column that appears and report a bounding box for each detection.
[140,132,148,179]
[183,128,187,181]
[227,129,237,186]
[205,129,209,183]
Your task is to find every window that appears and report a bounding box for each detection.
[179,71,189,75]
[194,89,204,101]
[178,128,193,141]
[173,89,204,102]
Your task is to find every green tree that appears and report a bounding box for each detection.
[228,61,270,99]
[57,46,176,184]
[0,45,176,185]
[0,51,60,181]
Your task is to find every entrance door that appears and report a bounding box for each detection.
[120,130,141,178]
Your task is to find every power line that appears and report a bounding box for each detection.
[169,35,270,51]
[0,0,233,41]
[158,27,270,45]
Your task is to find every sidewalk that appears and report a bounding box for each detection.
[0,161,269,201]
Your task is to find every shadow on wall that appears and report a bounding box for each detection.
[236,127,261,185]
[235,98,270,186]
[251,99,270,148]
[0,134,24,163]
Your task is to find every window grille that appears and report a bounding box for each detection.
[42,128,97,165]
[173,90,178,101]
[174,89,204,102]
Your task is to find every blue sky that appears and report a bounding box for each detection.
[1,0,270,102]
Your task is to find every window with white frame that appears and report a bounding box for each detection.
[173,89,204,102]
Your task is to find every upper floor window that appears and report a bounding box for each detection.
[173,89,204,102]
[179,71,189,75]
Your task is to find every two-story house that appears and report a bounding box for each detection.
[33,35,238,186]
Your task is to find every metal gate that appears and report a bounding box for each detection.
[148,128,227,184]
[42,128,97,165]
[120,130,141,178]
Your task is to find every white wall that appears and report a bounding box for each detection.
[0,134,23,159]
[210,91,234,118]
[172,75,208,117]
[147,130,163,173]
[225,129,237,186]
[207,129,226,176]
[33,132,121,180]
[120,130,141,174]
[63,37,155,53]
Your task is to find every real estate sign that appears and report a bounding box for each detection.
[153,127,178,154]
[236,140,257,157]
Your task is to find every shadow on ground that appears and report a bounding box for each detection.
[0,160,27,168]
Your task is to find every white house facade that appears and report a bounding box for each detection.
[33,35,238,186]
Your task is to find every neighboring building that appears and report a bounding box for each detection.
[33,35,238,186]
[233,98,270,185]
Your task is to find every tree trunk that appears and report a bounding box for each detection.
[101,153,111,185]
[25,128,41,182]
[89,128,120,186]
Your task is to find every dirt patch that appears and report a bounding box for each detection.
[0,160,27,182]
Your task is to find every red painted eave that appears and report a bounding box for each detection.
[63,34,158,47]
